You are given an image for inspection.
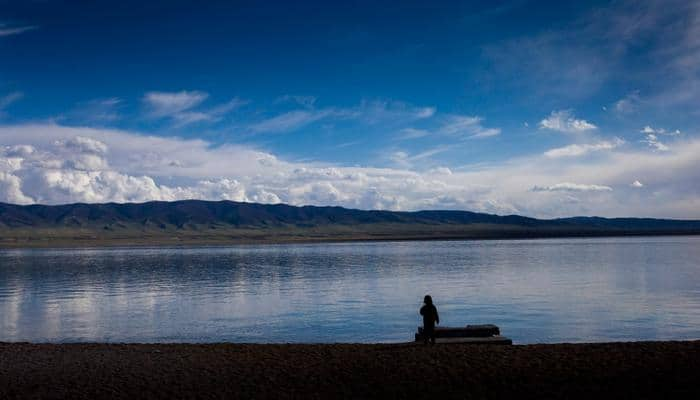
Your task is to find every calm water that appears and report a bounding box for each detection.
[1,236,699,344]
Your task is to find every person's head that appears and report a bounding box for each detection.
[424,295,432,305]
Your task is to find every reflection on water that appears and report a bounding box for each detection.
[1,236,699,343]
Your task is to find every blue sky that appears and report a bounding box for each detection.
[1,0,699,218]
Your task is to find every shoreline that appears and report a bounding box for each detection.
[2,340,699,399]
[1,231,698,249]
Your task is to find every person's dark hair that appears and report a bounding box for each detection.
[424,295,432,305]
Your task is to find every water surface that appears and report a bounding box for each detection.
[1,236,699,343]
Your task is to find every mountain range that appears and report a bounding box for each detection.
[1,200,698,247]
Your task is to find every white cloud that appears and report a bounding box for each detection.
[631,180,644,188]
[614,91,641,114]
[394,116,499,141]
[640,126,680,152]
[249,99,436,134]
[326,100,431,128]
[539,110,597,133]
[641,126,681,136]
[469,128,501,139]
[642,133,669,151]
[483,32,610,100]
[0,92,23,113]
[1,123,699,218]
[389,145,453,168]
[352,100,435,124]
[59,136,108,155]
[544,138,624,158]
[483,0,700,111]
[143,91,244,126]
[206,98,249,117]
[531,182,613,192]
[274,95,317,108]
[144,91,208,116]
[250,109,337,133]
[0,171,33,204]
[67,98,122,123]
[388,151,410,167]
[396,128,430,140]
[415,107,436,118]
[437,115,500,139]
[0,25,37,37]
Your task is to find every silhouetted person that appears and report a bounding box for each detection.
[420,295,439,344]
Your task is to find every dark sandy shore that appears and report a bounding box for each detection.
[2,341,699,399]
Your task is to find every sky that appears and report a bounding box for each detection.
[0,0,699,218]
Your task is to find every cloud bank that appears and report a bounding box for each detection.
[1,124,699,219]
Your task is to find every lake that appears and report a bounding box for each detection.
[1,236,699,344]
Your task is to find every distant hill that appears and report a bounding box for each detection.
[0,200,698,247]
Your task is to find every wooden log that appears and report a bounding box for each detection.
[416,324,500,339]
[414,332,512,345]
[434,336,512,345]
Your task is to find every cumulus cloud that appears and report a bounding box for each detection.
[59,136,108,155]
[531,182,613,192]
[631,180,644,188]
[0,172,33,204]
[640,127,676,151]
[1,123,699,218]
[544,138,624,158]
[539,110,597,133]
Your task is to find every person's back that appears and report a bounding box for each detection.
[420,303,438,326]
[419,295,439,344]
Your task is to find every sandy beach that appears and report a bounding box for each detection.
[1,341,699,399]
